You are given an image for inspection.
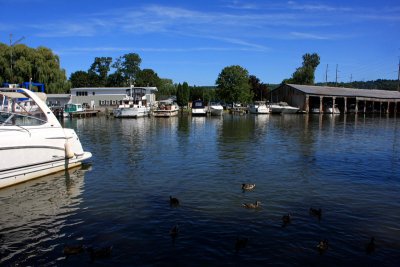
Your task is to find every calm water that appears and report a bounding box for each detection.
[1,113,399,266]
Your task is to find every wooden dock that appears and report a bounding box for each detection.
[67,110,100,118]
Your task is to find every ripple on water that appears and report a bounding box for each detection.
[1,115,400,266]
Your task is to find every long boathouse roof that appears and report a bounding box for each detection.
[286,84,400,100]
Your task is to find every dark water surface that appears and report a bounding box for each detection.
[1,114,399,266]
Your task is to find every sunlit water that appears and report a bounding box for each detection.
[1,114,399,266]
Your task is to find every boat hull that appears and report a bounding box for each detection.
[114,107,150,118]
[210,107,223,116]
[0,151,91,189]
[153,109,179,117]
[192,108,207,116]
[0,127,92,189]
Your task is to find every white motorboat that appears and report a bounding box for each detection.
[324,104,340,114]
[153,100,179,117]
[249,101,270,114]
[113,86,157,118]
[310,107,321,113]
[191,99,207,116]
[209,102,223,116]
[269,102,299,114]
[0,87,92,189]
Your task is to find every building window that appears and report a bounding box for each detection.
[92,92,95,96]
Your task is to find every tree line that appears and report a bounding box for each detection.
[1,43,396,104]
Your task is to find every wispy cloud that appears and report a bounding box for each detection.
[287,1,352,12]
[21,2,398,50]
[288,32,333,40]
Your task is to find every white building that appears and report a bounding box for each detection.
[70,87,158,110]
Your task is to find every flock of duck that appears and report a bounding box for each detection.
[62,183,376,262]
[169,183,376,255]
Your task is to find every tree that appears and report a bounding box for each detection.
[216,65,253,104]
[113,53,141,81]
[135,68,161,87]
[70,71,91,88]
[88,57,112,86]
[0,43,69,93]
[285,53,320,85]
[249,75,269,101]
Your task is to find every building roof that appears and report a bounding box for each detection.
[71,86,158,92]
[286,84,400,99]
[46,94,70,98]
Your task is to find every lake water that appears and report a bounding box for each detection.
[1,113,399,266]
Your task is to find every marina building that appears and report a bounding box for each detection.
[270,84,400,114]
[69,87,158,110]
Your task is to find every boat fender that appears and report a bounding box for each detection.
[65,141,75,159]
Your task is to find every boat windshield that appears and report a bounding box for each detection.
[0,111,47,126]
[0,91,48,126]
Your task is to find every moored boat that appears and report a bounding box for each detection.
[113,86,157,118]
[269,102,299,114]
[191,99,207,116]
[0,87,92,189]
[153,100,179,117]
[324,103,340,114]
[63,103,85,117]
[249,101,270,114]
[209,102,223,116]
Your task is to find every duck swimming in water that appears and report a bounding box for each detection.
[170,225,179,239]
[241,183,256,190]
[235,237,248,252]
[63,244,85,257]
[365,237,375,254]
[282,213,292,227]
[170,196,180,206]
[317,240,328,254]
[242,201,261,209]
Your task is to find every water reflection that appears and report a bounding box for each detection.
[0,165,91,265]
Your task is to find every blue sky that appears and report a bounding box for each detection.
[1,0,399,86]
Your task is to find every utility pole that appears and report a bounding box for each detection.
[350,74,353,83]
[9,33,25,83]
[335,64,338,87]
[397,58,400,92]
[325,64,328,86]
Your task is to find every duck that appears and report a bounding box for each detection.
[63,244,85,257]
[282,213,292,227]
[242,201,261,209]
[235,237,248,252]
[365,237,375,254]
[170,196,180,206]
[309,207,322,220]
[241,183,256,190]
[317,239,328,254]
[170,225,179,239]
[87,246,113,262]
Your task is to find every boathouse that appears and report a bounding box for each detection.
[270,84,400,114]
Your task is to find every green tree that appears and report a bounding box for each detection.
[216,65,253,104]
[285,53,320,85]
[88,57,112,86]
[157,79,176,99]
[249,75,269,101]
[0,43,69,93]
[113,53,141,81]
[70,71,91,88]
[106,72,126,87]
[135,68,161,87]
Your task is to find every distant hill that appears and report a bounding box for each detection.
[315,79,399,91]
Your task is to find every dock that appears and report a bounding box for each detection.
[67,110,100,118]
